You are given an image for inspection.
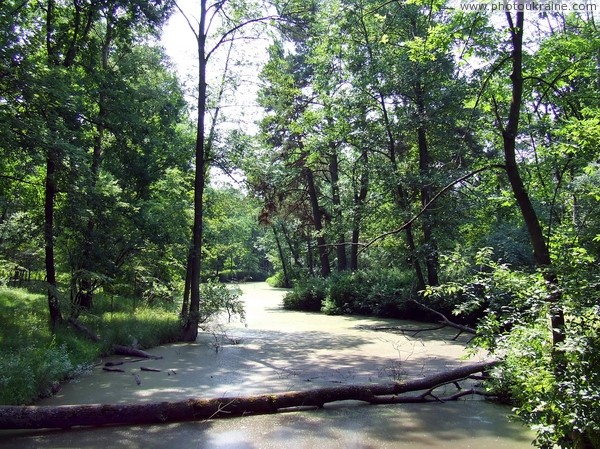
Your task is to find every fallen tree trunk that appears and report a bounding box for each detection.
[113,345,163,360]
[67,317,100,342]
[0,361,497,430]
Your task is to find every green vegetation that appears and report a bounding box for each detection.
[284,269,427,318]
[0,287,180,405]
[0,281,245,405]
[1,0,598,446]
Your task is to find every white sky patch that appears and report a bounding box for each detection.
[160,0,270,135]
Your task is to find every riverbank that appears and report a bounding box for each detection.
[0,283,535,448]
[0,286,181,405]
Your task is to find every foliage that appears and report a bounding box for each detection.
[203,187,271,281]
[0,286,180,405]
[429,247,600,448]
[284,269,418,318]
[282,276,328,312]
[198,281,246,326]
[266,271,288,288]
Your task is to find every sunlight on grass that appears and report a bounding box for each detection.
[0,286,181,405]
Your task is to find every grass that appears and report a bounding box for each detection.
[0,286,182,405]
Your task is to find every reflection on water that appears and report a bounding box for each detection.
[0,403,533,449]
[0,283,534,448]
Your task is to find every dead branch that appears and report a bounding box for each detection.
[409,300,476,339]
[113,345,163,360]
[67,317,100,342]
[0,361,497,430]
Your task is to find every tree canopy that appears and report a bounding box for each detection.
[1,1,599,447]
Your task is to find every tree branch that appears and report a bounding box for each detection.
[362,165,505,250]
[0,361,498,429]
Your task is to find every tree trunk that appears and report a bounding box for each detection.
[280,222,302,267]
[0,361,496,430]
[415,83,438,287]
[304,167,330,277]
[329,152,347,271]
[44,151,62,330]
[405,223,426,292]
[350,150,368,271]
[273,224,291,288]
[44,0,63,331]
[502,11,565,347]
[73,17,114,314]
[181,0,208,342]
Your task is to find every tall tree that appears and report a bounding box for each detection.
[178,0,279,340]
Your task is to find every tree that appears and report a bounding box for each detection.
[177,0,282,340]
[1,0,182,328]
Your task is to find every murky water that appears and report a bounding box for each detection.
[0,282,534,448]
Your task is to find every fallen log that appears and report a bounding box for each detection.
[140,366,161,372]
[102,367,125,373]
[0,361,497,430]
[113,345,163,360]
[67,317,100,342]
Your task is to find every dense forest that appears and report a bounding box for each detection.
[1,0,599,447]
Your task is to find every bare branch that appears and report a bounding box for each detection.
[362,164,506,250]
[206,15,279,62]
[174,1,200,42]
[408,299,476,336]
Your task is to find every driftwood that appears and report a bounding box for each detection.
[67,317,100,342]
[102,367,125,373]
[140,366,161,372]
[113,345,163,360]
[0,361,497,430]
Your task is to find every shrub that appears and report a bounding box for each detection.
[266,271,288,288]
[284,269,416,318]
[283,277,327,311]
[431,247,600,448]
[199,280,245,325]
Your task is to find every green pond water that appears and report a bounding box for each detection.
[0,282,534,448]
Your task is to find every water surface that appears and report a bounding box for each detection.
[0,282,534,448]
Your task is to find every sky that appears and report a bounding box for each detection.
[159,1,268,185]
[160,0,270,133]
[161,0,200,86]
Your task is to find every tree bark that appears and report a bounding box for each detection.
[44,0,63,331]
[502,11,565,347]
[0,361,496,430]
[415,81,438,287]
[329,152,347,271]
[44,151,62,331]
[273,223,292,288]
[350,149,368,271]
[304,167,330,277]
[181,0,209,342]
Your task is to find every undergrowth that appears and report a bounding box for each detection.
[0,286,181,405]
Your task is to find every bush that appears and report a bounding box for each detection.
[283,276,327,311]
[284,269,417,318]
[266,271,289,288]
[431,247,600,448]
[199,280,245,326]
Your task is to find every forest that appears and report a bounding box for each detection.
[0,0,599,447]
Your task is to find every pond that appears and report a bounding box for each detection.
[0,282,534,448]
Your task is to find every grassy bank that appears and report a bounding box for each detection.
[0,286,181,405]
